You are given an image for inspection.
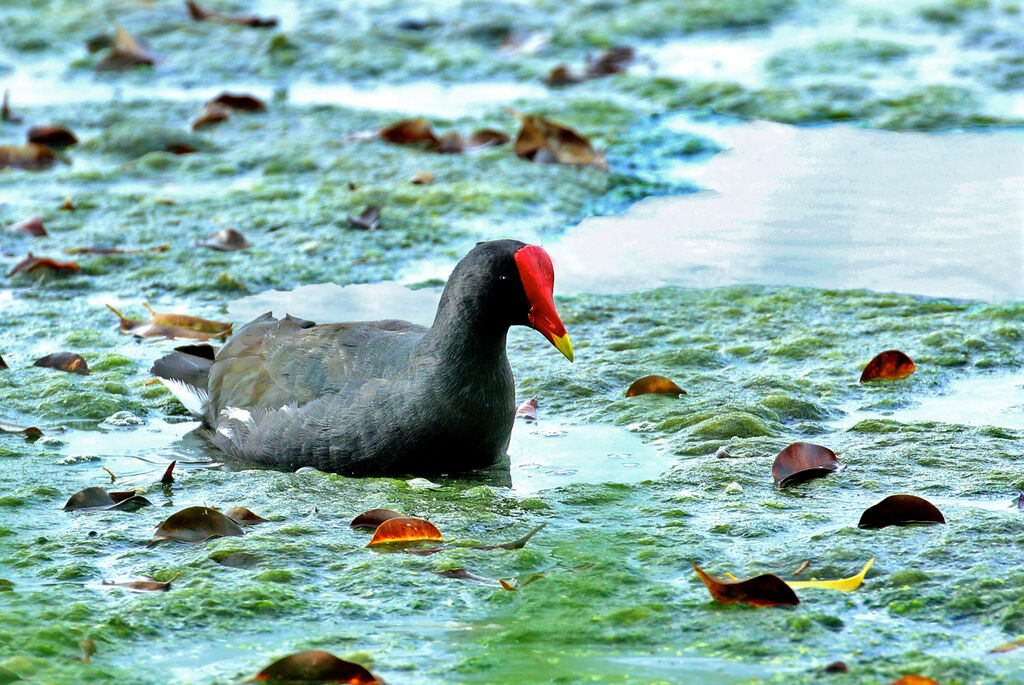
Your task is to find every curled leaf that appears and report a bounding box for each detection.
[625,375,686,398]
[150,506,245,545]
[785,558,875,592]
[198,228,249,251]
[350,508,404,530]
[348,206,381,231]
[160,460,176,485]
[860,350,916,382]
[143,303,232,336]
[0,355,7,370]
[8,253,80,277]
[379,118,439,147]
[210,92,267,111]
[63,486,151,511]
[771,442,840,489]
[792,560,810,575]
[543,64,584,86]
[0,419,41,437]
[27,125,78,148]
[692,562,799,607]
[192,102,232,130]
[476,523,548,551]
[435,568,501,586]
[254,650,381,684]
[102,573,179,592]
[515,397,538,421]
[95,24,155,71]
[511,110,605,169]
[225,506,270,525]
[368,516,442,546]
[0,143,56,171]
[858,495,945,529]
[34,352,90,375]
[466,128,510,149]
[186,0,278,28]
[106,304,227,340]
[6,216,46,238]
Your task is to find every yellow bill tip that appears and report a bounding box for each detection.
[552,333,574,362]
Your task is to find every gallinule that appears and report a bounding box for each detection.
[151,240,573,475]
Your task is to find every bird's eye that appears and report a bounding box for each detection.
[499,275,509,281]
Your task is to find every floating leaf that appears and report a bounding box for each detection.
[368,516,442,546]
[95,24,155,71]
[466,128,510,149]
[27,125,78,148]
[350,508,404,530]
[692,562,799,607]
[210,92,267,111]
[34,352,90,375]
[435,568,501,586]
[585,45,635,78]
[476,523,548,551]
[625,374,686,398]
[714,446,740,458]
[990,639,1024,654]
[0,579,13,592]
[254,650,380,684]
[106,303,227,340]
[80,638,96,664]
[63,486,151,511]
[60,197,75,211]
[436,131,465,153]
[198,228,250,251]
[0,143,56,171]
[192,102,232,130]
[143,303,232,336]
[820,662,850,673]
[225,506,270,525]
[785,558,875,592]
[186,0,278,28]
[515,398,538,421]
[860,350,916,382]
[1,89,21,123]
[410,171,434,185]
[0,419,41,438]
[11,216,49,238]
[499,578,517,591]
[511,111,605,169]
[160,460,176,485]
[379,118,439,147]
[211,551,260,568]
[150,506,245,545]
[772,442,840,489]
[543,64,583,86]
[0,355,7,371]
[67,244,169,255]
[102,572,179,592]
[858,495,945,529]
[348,206,381,231]
[7,253,80,277]
[888,678,938,685]
[792,560,810,575]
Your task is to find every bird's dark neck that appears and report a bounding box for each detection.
[423,283,510,373]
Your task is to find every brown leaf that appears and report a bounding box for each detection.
[150,506,245,545]
[379,118,439,147]
[8,253,80,277]
[186,0,278,28]
[860,350,916,382]
[95,24,156,72]
[60,197,75,211]
[793,560,810,576]
[771,442,840,489]
[1,89,22,123]
[888,678,939,685]
[7,216,47,238]
[160,460,176,485]
[63,486,151,511]
[542,64,584,86]
[34,352,90,375]
[143,303,232,336]
[348,206,381,231]
[819,661,849,673]
[466,128,511,149]
[692,562,800,607]
[0,419,41,437]
[167,143,198,155]
[67,244,169,255]
[499,578,517,591]
[434,567,501,586]
[584,46,635,78]
[210,92,267,111]
[350,508,405,530]
[436,131,465,154]
[254,650,381,684]
[211,551,260,568]
[368,516,442,546]
[625,375,686,398]
[80,638,96,664]
[0,355,7,371]
[192,102,232,130]
[990,639,1024,653]
[225,506,270,525]
[858,494,945,529]
[102,572,179,592]
[0,143,57,171]
[410,171,434,185]
[511,110,606,169]
[198,228,250,251]
[515,398,538,421]
[27,125,78,148]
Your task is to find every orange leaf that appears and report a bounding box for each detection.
[625,375,686,397]
[888,677,939,685]
[771,442,840,489]
[368,516,442,546]
[143,303,232,336]
[7,253,79,277]
[255,650,380,683]
[692,562,799,607]
[860,350,916,382]
[858,494,945,529]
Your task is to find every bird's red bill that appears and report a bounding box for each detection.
[514,245,573,361]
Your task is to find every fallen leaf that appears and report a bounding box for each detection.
[150,506,245,545]
[785,558,875,592]
[437,131,466,154]
[160,460,176,485]
[167,144,198,155]
[6,216,46,238]
[858,494,945,529]
[585,45,635,78]
[211,92,267,111]
[102,572,180,592]
[515,398,538,421]
[379,118,439,147]
[0,579,13,592]
[888,677,939,685]
[350,508,404,530]
[254,650,381,684]
[410,171,435,185]
[860,350,916,382]
[225,506,270,525]
[63,486,151,511]
[625,374,686,397]
[80,638,96,664]
[368,516,443,546]
[60,197,75,211]
[771,441,840,489]
[211,551,260,568]
[499,578,517,591]
[435,568,501,586]
[0,355,7,370]
[466,128,511,149]
[793,560,810,576]
[990,639,1024,654]
[348,206,381,231]
[512,111,603,168]
[819,661,850,673]
[143,303,232,336]
[692,562,799,607]
[95,23,156,72]
[475,523,547,551]
[33,352,90,375]
[192,102,232,130]
[0,143,56,171]
[198,228,250,251]
[543,64,583,86]
[186,0,278,28]
[27,125,78,148]
[0,419,41,437]
[714,446,739,458]
[1,89,22,123]
[66,244,169,255]
[8,253,80,277]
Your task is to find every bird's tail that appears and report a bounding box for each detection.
[150,344,215,418]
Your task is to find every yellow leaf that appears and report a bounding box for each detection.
[786,558,875,591]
